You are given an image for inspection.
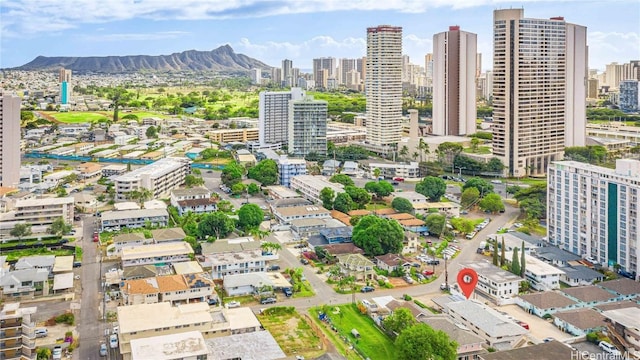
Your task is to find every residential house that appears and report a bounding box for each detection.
[402,232,419,254]
[265,185,301,200]
[341,161,358,176]
[235,149,257,167]
[412,201,461,217]
[478,341,573,360]
[222,272,292,297]
[601,307,640,354]
[14,255,55,273]
[100,209,169,232]
[202,238,276,279]
[151,228,186,244]
[322,243,364,257]
[271,204,331,224]
[560,266,605,287]
[561,285,618,307]
[446,300,528,350]
[322,160,340,176]
[290,218,328,239]
[0,269,49,299]
[170,187,216,216]
[121,273,216,306]
[113,233,150,253]
[418,315,486,360]
[122,266,158,281]
[121,242,194,268]
[553,308,606,336]
[374,254,410,273]
[318,226,352,244]
[597,278,640,300]
[42,170,74,189]
[102,164,128,177]
[534,246,582,267]
[337,254,375,282]
[76,162,102,180]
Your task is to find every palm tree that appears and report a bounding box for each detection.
[399,145,409,161]
[373,168,381,180]
[412,151,419,161]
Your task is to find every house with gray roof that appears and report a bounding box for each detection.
[559,265,604,287]
[14,255,55,273]
[113,232,149,252]
[223,272,291,297]
[598,278,640,299]
[478,341,573,360]
[517,291,579,317]
[151,227,186,243]
[0,268,50,299]
[561,285,617,305]
[202,238,277,279]
[534,246,581,267]
[337,254,375,282]
[553,308,606,336]
[446,300,528,350]
[418,315,486,360]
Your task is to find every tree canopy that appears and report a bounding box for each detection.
[415,176,446,201]
[48,217,72,236]
[247,159,278,186]
[395,323,458,360]
[344,186,371,209]
[197,212,235,240]
[10,223,32,239]
[364,180,394,198]
[391,197,414,214]
[237,204,263,230]
[221,161,244,187]
[352,215,404,256]
[478,193,505,213]
[320,187,335,210]
[462,177,494,196]
[424,214,446,236]
[383,307,417,336]
[449,217,475,234]
[184,174,205,188]
[329,174,355,187]
[332,192,354,213]
[460,187,480,208]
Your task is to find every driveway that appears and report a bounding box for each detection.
[493,304,573,343]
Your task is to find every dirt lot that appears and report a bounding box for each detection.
[258,307,325,359]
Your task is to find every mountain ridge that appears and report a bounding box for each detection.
[12,45,272,73]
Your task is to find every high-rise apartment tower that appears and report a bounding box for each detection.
[0,92,21,187]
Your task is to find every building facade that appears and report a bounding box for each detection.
[313,57,336,89]
[365,25,403,149]
[548,159,640,280]
[0,197,75,234]
[288,96,328,158]
[620,80,640,112]
[113,157,191,200]
[258,88,305,147]
[432,26,478,136]
[0,303,37,360]
[100,209,169,232]
[0,93,21,188]
[277,157,307,187]
[289,175,344,204]
[492,9,587,177]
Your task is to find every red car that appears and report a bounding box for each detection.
[93,231,99,242]
[518,321,530,330]
[393,177,404,182]
[423,270,435,276]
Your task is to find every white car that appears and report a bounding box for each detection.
[52,346,63,360]
[513,223,523,228]
[226,301,241,308]
[109,334,118,349]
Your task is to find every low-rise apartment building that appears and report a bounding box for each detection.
[271,204,331,224]
[290,175,344,204]
[100,209,169,232]
[170,187,216,216]
[202,238,277,279]
[207,128,259,143]
[76,162,102,180]
[0,303,37,360]
[0,197,74,234]
[113,157,191,200]
[121,242,194,268]
[460,261,521,304]
[121,273,216,306]
[277,157,307,187]
[505,251,564,291]
[102,164,128,177]
[113,233,151,253]
[361,161,420,180]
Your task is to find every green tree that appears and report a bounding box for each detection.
[352,215,404,256]
[449,217,474,234]
[184,174,205,188]
[462,178,494,197]
[424,214,446,237]
[391,197,413,214]
[395,323,458,360]
[108,86,131,122]
[492,240,499,266]
[344,186,371,209]
[197,212,234,240]
[333,192,354,213]
[383,308,417,336]
[231,182,246,196]
[221,161,244,187]
[512,247,521,275]
[436,142,463,166]
[238,203,263,230]
[460,187,480,208]
[364,180,394,198]
[415,176,446,202]
[486,158,505,173]
[36,348,52,360]
[372,168,381,179]
[217,200,234,213]
[479,193,505,213]
[247,159,278,186]
[10,223,32,240]
[184,235,201,254]
[247,183,260,195]
[329,174,355,187]
[319,187,335,210]
[48,217,72,236]
[501,237,506,267]
[145,125,158,138]
[261,241,282,254]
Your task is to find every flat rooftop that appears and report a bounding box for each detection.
[461,261,522,284]
[506,251,565,276]
[114,157,189,182]
[121,242,194,261]
[204,331,286,360]
[478,340,573,360]
[130,331,209,360]
[117,302,212,334]
[446,301,528,338]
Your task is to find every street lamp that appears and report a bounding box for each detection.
[455,166,466,179]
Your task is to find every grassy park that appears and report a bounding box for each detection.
[48,111,109,123]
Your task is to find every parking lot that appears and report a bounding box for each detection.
[493,304,574,343]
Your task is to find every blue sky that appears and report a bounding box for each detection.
[1,0,639,71]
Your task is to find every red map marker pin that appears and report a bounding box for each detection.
[457,268,478,299]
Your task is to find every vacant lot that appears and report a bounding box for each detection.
[258,307,324,359]
[312,304,398,360]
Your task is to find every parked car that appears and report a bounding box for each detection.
[426,259,440,265]
[491,179,502,184]
[100,344,108,357]
[52,346,63,360]
[423,270,435,276]
[300,258,309,265]
[260,297,277,304]
[282,287,293,297]
[360,286,375,293]
[73,261,82,268]
[403,276,414,284]
[543,337,554,343]
[513,223,523,228]
[226,301,241,308]
[440,283,449,291]
[517,321,530,330]
[34,328,48,338]
[598,341,621,356]
[207,298,219,306]
[109,334,118,348]
[416,274,426,281]
[268,265,281,271]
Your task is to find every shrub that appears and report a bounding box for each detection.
[403,294,412,301]
[55,313,74,325]
[414,300,427,308]
[586,332,598,343]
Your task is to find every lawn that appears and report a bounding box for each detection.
[463,146,492,155]
[365,202,391,211]
[311,304,398,360]
[3,247,75,262]
[48,111,109,123]
[258,307,324,359]
[293,280,315,298]
[130,111,169,119]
